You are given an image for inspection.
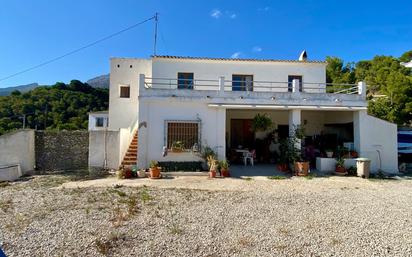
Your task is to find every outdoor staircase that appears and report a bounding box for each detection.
[121,130,138,166]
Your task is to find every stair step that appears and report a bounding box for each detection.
[126,153,137,157]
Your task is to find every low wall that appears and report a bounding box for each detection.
[0,129,35,174]
[89,130,121,169]
[35,131,89,171]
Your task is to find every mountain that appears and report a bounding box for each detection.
[0,74,110,96]
[0,83,39,96]
[86,74,110,88]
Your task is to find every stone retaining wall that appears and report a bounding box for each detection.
[35,130,89,171]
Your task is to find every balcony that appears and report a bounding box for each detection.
[139,75,367,109]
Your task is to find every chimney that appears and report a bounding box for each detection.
[299,50,307,61]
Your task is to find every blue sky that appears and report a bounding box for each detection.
[0,0,411,88]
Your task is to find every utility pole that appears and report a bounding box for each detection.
[153,12,159,56]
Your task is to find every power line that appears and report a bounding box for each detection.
[0,15,156,82]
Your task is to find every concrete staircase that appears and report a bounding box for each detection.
[121,131,138,166]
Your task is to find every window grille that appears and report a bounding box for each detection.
[166,121,200,150]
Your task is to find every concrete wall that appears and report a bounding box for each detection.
[88,113,109,131]
[109,58,152,130]
[0,129,35,174]
[89,130,121,169]
[354,111,398,173]
[35,131,89,171]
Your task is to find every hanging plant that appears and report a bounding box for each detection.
[251,114,273,132]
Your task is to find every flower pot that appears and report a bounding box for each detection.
[149,167,161,179]
[221,169,230,177]
[137,170,146,178]
[277,163,289,172]
[294,161,309,176]
[326,151,333,158]
[209,170,216,178]
[171,147,183,153]
[335,166,346,174]
[350,151,358,158]
[124,168,133,179]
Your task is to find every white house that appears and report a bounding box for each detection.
[88,55,398,173]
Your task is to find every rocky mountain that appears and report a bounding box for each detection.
[0,74,110,96]
[0,83,39,96]
[86,74,109,89]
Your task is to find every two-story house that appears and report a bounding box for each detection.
[88,55,398,173]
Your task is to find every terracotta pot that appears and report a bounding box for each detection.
[209,170,216,178]
[277,164,289,172]
[149,167,161,178]
[124,168,133,179]
[221,169,230,177]
[335,166,346,173]
[350,151,358,158]
[294,161,309,176]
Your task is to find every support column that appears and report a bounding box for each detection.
[216,108,226,160]
[218,76,225,96]
[358,81,366,99]
[289,109,302,149]
[353,110,367,156]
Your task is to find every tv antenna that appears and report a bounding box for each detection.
[153,12,159,56]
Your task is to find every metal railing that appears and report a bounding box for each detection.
[144,77,360,95]
[144,77,219,90]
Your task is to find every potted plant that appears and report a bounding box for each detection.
[207,155,217,178]
[149,160,161,179]
[251,114,273,139]
[171,141,184,152]
[219,160,230,177]
[137,169,146,178]
[116,166,125,179]
[325,149,334,158]
[289,125,310,176]
[277,139,289,172]
[200,146,217,171]
[335,157,346,175]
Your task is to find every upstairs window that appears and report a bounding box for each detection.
[177,72,194,89]
[166,121,200,150]
[120,85,130,98]
[232,74,253,91]
[288,75,303,92]
[96,117,104,127]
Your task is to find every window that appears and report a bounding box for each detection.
[120,85,130,98]
[232,74,253,91]
[166,121,200,150]
[177,73,194,89]
[288,75,303,92]
[96,117,104,127]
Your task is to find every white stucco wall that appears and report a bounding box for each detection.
[108,58,152,130]
[0,130,35,174]
[354,111,398,173]
[151,58,326,92]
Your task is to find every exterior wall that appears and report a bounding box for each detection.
[0,129,35,174]
[354,111,398,173]
[137,99,224,168]
[88,113,109,131]
[89,130,121,169]
[108,58,152,130]
[35,131,89,171]
[152,58,326,92]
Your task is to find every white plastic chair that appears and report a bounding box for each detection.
[243,150,256,166]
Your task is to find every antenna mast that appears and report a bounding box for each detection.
[153,12,159,56]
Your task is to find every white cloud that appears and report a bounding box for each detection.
[229,13,237,19]
[230,52,242,59]
[252,46,262,52]
[210,9,222,19]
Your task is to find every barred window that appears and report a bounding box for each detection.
[166,121,200,150]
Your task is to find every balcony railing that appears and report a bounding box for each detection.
[143,76,364,95]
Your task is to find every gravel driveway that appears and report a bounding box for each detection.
[0,173,411,256]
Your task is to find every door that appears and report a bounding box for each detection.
[288,75,303,92]
[230,119,254,148]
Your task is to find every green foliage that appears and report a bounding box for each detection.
[251,113,273,132]
[0,80,108,135]
[326,50,412,126]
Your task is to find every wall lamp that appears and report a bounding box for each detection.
[271,96,276,100]
[239,96,244,99]
[334,98,342,102]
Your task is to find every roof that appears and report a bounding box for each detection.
[152,55,327,64]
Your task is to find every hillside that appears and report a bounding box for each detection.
[0,80,108,135]
[0,83,39,96]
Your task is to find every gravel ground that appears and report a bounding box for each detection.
[1,173,412,257]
